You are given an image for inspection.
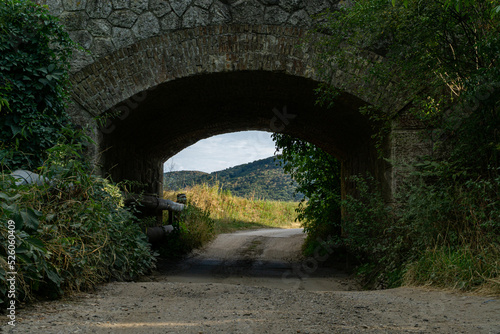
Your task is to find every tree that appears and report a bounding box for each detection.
[308,0,500,288]
[272,134,342,250]
[0,0,76,170]
[314,0,499,174]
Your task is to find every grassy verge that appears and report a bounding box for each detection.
[340,174,500,294]
[164,183,300,234]
[157,183,300,256]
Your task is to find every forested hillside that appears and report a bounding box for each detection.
[164,157,302,201]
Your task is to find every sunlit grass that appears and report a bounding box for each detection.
[163,183,300,235]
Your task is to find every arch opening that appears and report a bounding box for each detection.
[99,70,386,200]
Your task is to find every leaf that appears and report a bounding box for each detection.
[25,237,47,253]
[0,192,21,202]
[13,208,41,232]
[45,266,62,288]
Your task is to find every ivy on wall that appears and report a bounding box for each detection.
[0,0,77,170]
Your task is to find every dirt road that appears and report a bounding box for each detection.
[2,228,500,333]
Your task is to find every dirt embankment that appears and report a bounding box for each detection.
[2,229,499,333]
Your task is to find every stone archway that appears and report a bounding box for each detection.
[62,24,396,200]
[33,0,429,202]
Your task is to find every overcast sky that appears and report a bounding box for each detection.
[163,131,278,173]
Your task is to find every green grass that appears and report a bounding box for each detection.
[404,243,500,294]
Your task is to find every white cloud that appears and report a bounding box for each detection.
[163,131,277,173]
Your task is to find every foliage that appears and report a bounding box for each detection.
[272,134,342,252]
[398,167,500,291]
[340,170,499,290]
[340,176,405,288]
[0,0,76,170]
[156,205,215,257]
[283,0,500,291]
[0,128,156,305]
[164,157,303,202]
[314,0,499,171]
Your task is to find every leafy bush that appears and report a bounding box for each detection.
[0,128,156,305]
[340,169,500,291]
[340,175,406,287]
[0,0,76,170]
[298,0,500,292]
[272,134,342,255]
[399,166,500,292]
[157,205,215,257]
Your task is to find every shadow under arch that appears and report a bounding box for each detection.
[99,70,388,202]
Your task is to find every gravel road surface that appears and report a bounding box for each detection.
[1,228,499,333]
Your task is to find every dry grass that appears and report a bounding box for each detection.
[164,183,300,234]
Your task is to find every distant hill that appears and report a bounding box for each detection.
[164,157,303,202]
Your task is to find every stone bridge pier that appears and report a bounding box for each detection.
[35,0,430,202]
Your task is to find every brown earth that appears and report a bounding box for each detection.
[1,228,499,333]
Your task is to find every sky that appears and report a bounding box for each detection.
[163,131,278,173]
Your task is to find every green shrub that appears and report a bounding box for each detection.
[340,168,500,292]
[157,205,215,257]
[341,175,406,287]
[399,165,500,292]
[0,128,156,305]
[0,0,76,170]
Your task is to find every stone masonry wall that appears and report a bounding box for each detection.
[35,0,342,72]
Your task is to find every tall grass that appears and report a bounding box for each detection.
[400,175,500,294]
[164,183,300,234]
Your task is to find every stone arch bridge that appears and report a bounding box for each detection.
[36,0,428,201]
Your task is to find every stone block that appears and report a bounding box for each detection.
[69,30,93,49]
[59,10,88,30]
[132,12,160,39]
[194,0,212,9]
[108,9,139,28]
[87,0,113,18]
[150,0,172,17]
[279,0,304,12]
[288,9,311,26]
[182,6,210,28]
[88,19,113,37]
[92,38,115,57]
[231,0,265,24]
[112,0,130,9]
[170,0,192,16]
[264,6,289,24]
[43,0,64,16]
[112,26,134,49]
[63,0,87,11]
[131,0,149,14]
[160,12,181,30]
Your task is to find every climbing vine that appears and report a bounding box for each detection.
[0,0,77,170]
